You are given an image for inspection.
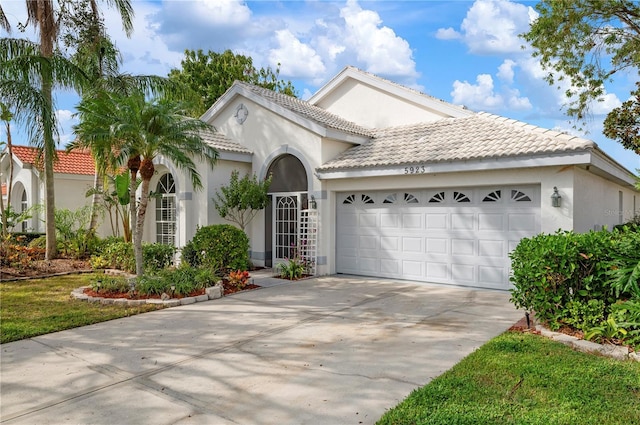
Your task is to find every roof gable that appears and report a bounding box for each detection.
[201,81,373,144]
[9,145,95,176]
[308,66,473,128]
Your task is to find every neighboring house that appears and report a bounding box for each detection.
[0,145,104,234]
[147,66,637,290]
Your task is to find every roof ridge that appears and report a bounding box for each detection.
[233,80,374,138]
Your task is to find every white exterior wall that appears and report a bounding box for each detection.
[208,98,330,268]
[313,79,452,129]
[572,166,639,232]
[319,166,576,275]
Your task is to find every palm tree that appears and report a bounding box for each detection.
[73,90,218,277]
[0,37,86,257]
[0,0,135,259]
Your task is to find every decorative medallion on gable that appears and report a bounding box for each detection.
[235,103,248,124]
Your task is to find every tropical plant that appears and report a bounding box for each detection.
[0,102,15,237]
[213,171,272,231]
[54,206,96,258]
[0,0,137,259]
[522,0,640,153]
[227,270,250,290]
[73,90,218,277]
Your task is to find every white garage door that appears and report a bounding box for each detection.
[336,186,541,290]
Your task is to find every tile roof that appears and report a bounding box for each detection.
[236,81,374,138]
[1,183,6,196]
[10,145,96,175]
[318,112,595,171]
[198,128,252,154]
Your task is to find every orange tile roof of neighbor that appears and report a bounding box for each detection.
[10,145,96,176]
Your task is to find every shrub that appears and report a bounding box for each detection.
[182,224,249,272]
[277,257,306,280]
[90,275,131,295]
[509,230,616,329]
[143,243,176,271]
[607,229,640,298]
[564,299,606,332]
[0,235,45,269]
[136,265,217,297]
[91,239,176,273]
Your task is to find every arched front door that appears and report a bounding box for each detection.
[265,154,308,267]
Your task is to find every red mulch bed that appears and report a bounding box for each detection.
[1,258,92,280]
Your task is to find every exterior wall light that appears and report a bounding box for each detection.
[310,195,317,209]
[551,186,562,208]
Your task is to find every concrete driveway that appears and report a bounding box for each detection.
[1,275,522,425]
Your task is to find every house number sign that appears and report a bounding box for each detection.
[403,165,427,174]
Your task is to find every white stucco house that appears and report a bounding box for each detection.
[0,145,102,233]
[140,66,638,290]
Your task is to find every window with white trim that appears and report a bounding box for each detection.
[155,173,176,245]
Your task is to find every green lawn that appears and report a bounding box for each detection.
[0,273,163,343]
[378,332,640,425]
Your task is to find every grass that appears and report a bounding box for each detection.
[0,273,163,343]
[378,332,640,425]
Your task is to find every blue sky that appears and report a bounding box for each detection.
[2,0,639,172]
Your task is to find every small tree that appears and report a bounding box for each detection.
[213,171,272,232]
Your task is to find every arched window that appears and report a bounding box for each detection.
[20,190,27,232]
[155,173,176,245]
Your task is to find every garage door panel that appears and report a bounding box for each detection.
[479,213,504,231]
[380,236,399,252]
[452,265,475,282]
[380,213,400,228]
[508,213,537,232]
[479,266,505,287]
[426,213,448,229]
[380,259,399,274]
[452,214,475,230]
[402,237,423,253]
[336,186,540,289]
[426,262,449,280]
[478,240,504,258]
[402,214,422,229]
[402,260,423,277]
[360,213,378,227]
[359,258,378,274]
[451,238,474,256]
[426,238,448,254]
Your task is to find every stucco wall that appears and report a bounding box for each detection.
[572,166,639,232]
[312,79,453,128]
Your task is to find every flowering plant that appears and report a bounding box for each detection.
[227,270,250,289]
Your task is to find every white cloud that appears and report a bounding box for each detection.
[441,0,533,55]
[497,59,516,83]
[451,74,503,110]
[269,30,326,79]
[339,0,417,78]
[435,27,461,40]
[451,72,530,112]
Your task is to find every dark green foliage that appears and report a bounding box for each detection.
[608,228,640,298]
[168,49,297,117]
[565,299,606,332]
[142,243,176,271]
[90,238,174,273]
[136,265,217,296]
[213,170,272,231]
[90,275,131,295]
[509,230,617,329]
[182,224,249,272]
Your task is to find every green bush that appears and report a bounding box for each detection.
[91,239,176,273]
[136,265,217,296]
[509,230,616,329]
[182,224,249,272]
[564,299,606,332]
[143,243,176,271]
[90,275,132,295]
[607,228,640,298]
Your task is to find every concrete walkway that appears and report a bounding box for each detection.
[1,275,523,425]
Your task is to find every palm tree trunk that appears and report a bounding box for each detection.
[1,119,13,237]
[134,177,150,277]
[88,170,103,231]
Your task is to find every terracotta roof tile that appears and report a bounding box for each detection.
[10,145,96,175]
